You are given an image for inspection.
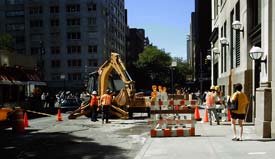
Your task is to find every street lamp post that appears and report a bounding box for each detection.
[39,41,45,80]
[171,61,177,100]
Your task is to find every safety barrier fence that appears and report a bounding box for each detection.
[149,99,197,137]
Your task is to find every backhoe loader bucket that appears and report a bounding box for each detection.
[114,88,130,106]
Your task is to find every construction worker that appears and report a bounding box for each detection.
[205,85,220,125]
[90,91,99,122]
[100,89,112,124]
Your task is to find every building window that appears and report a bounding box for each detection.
[31,47,40,55]
[235,1,240,67]
[67,59,81,67]
[68,73,82,80]
[67,45,81,54]
[88,45,97,53]
[66,4,80,12]
[230,10,234,69]
[88,59,98,67]
[67,18,80,26]
[6,0,24,5]
[87,3,96,11]
[30,20,43,28]
[29,6,42,15]
[51,46,60,54]
[15,36,25,43]
[51,60,61,68]
[88,17,96,25]
[50,19,59,27]
[223,21,227,72]
[6,23,24,31]
[30,33,43,41]
[50,6,59,13]
[214,0,218,19]
[67,32,81,40]
[51,73,61,80]
[5,10,24,17]
[251,0,261,27]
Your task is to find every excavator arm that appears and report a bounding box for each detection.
[98,52,136,106]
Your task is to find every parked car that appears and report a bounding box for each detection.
[55,98,81,111]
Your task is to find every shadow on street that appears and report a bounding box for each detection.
[0,129,128,159]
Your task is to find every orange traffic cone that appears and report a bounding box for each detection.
[24,112,29,127]
[194,106,201,121]
[57,108,63,121]
[227,109,231,121]
[203,108,209,122]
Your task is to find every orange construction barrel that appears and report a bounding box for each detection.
[12,108,25,133]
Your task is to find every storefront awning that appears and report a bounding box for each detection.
[0,66,45,86]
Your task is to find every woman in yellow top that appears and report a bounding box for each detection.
[230,83,249,141]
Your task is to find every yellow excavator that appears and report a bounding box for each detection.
[69,52,150,119]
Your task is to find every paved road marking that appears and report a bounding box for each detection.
[248,152,266,155]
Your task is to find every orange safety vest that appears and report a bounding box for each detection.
[89,95,98,107]
[101,94,112,106]
[205,92,215,107]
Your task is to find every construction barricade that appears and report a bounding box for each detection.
[149,99,197,137]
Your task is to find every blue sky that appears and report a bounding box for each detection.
[125,0,194,59]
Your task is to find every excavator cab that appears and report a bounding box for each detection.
[86,71,117,94]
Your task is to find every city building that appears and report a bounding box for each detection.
[189,0,212,93]
[210,0,275,138]
[125,28,150,89]
[0,0,127,91]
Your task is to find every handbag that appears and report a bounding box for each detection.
[229,94,238,110]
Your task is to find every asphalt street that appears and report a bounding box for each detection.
[1,111,275,159]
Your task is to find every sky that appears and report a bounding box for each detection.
[125,0,195,60]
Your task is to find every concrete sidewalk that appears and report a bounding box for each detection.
[135,121,275,159]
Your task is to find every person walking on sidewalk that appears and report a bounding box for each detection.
[90,91,99,122]
[205,85,220,125]
[230,83,249,141]
[100,89,112,124]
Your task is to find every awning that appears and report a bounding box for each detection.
[0,80,12,85]
[0,74,12,85]
[26,81,47,86]
[0,66,44,86]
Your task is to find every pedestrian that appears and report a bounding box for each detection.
[100,89,112,124]
[41,92,46,108]
[90,91,99,122]
[230,83,249,141]
[205,85,220,125]
[215,86,225,120]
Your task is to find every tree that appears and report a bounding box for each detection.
[135,46,172,90]
[134,46,193,92]
[0,33,14,51]
[171,57,192,89]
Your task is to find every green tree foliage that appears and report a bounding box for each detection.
[172,57,192,89]
[135,46,192,89]
[0,33,14,50]
[135,46,172,89]
[134,46,192,91]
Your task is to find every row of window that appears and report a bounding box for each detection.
[51,59,98,68]
[51,73,82,81]
[29,3,97,15]
[30,45,98,55]
[5,17,97,31]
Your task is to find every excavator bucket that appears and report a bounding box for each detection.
[114,88,129,106]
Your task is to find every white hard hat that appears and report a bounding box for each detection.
[92,91,97,95]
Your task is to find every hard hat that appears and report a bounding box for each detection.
[92,91,97,95]
[210,85,215,90]
[215,85,220,91]
[106,89,110,94]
